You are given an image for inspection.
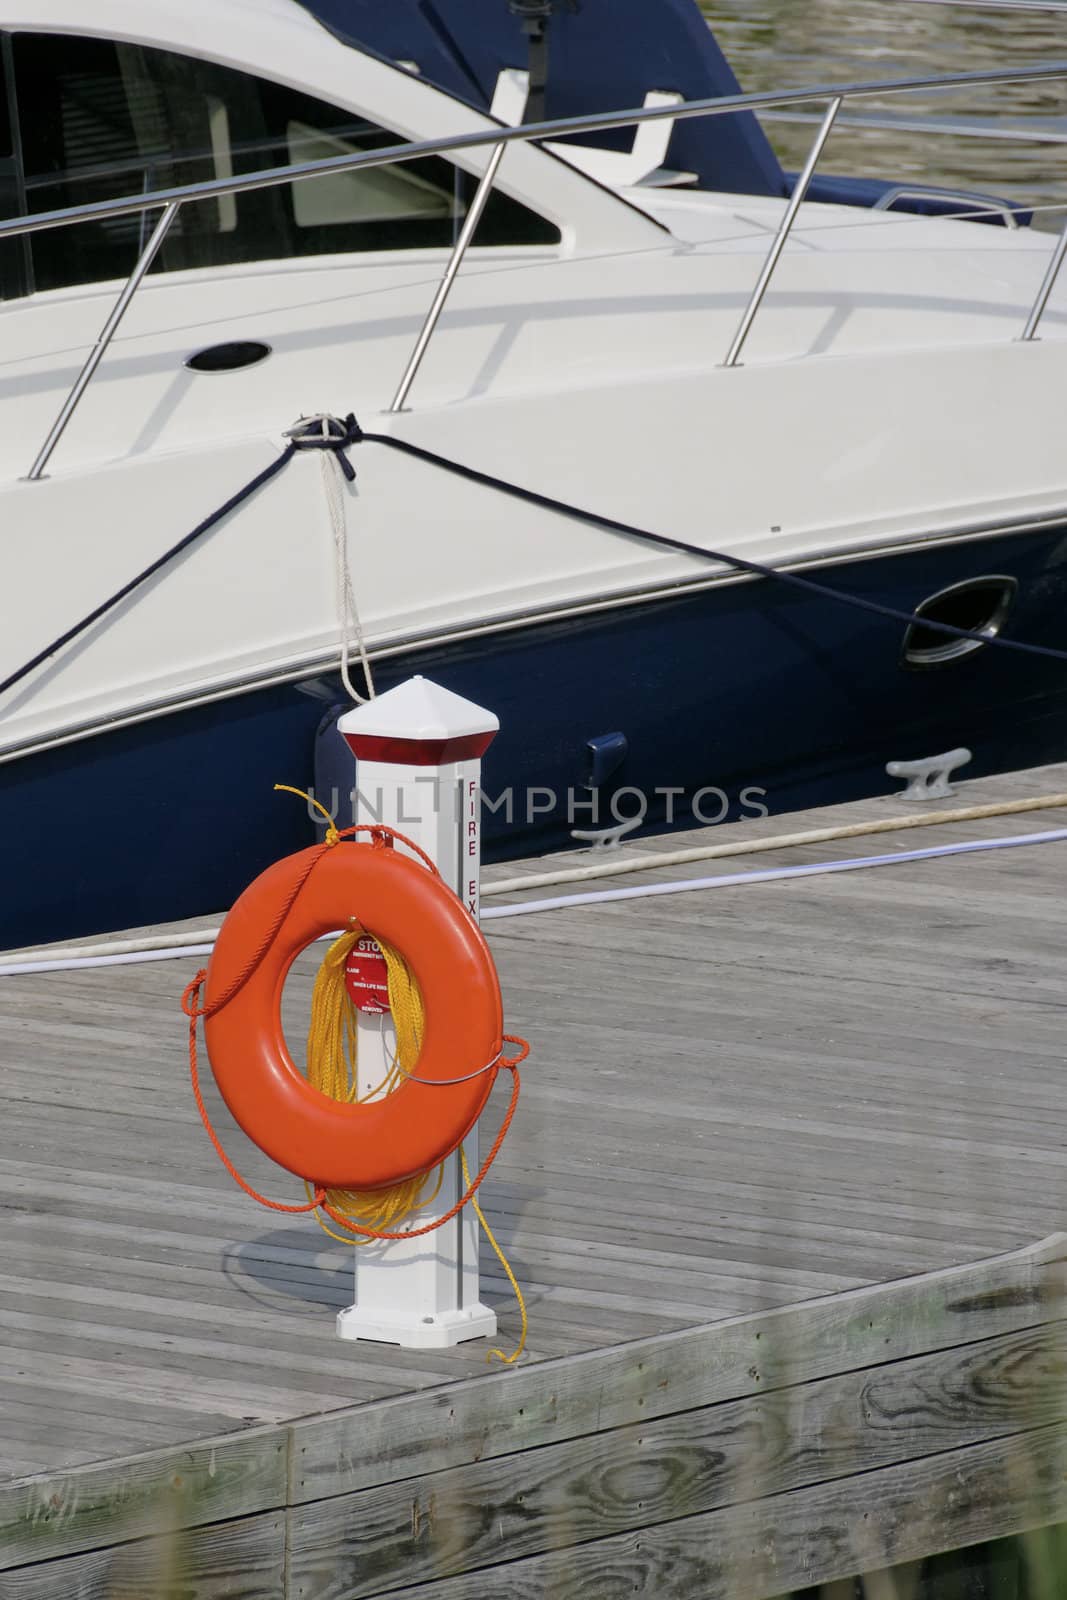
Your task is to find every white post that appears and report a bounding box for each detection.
[333,676,500,1349]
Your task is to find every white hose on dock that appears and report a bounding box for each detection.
[481,789,1067,897]
[10,786,1062,978]
[1,815,1065,975]
[481,824,1067,920]
[0,943,218,977]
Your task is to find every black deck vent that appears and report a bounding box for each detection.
[186,341,272,374]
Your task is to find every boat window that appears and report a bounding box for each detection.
[0,52,10,162]
[0,37,29,299]
[9,33,559,294]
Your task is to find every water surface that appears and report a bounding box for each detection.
[700,1,1067,220]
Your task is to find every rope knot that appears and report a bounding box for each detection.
[285,413,362,482]
[181,969,208,1021]
[273,783,342,845]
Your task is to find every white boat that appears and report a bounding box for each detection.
[2,0,1066,947]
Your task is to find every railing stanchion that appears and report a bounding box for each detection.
[26,201,181,481]
[1019,214,1067,341]
[722,96,842,369]
[389,142,507,414]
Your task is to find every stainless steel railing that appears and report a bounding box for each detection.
[723,97,844,369]
[26,205,180,482]
[763,109,1067,146]
[903,0,1067,12]
[2,57,1067,476]
[389,141,507,414]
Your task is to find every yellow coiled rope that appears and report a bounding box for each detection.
[304,927,445,1237]
[302,925,527,1364]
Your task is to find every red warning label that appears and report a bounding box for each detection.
[344,936,390,1014]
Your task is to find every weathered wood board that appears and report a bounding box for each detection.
[291,1425,1067,1600]
[0,1429,286,1571]
[0,1508,286,1600]
[286,1326,1067,1598]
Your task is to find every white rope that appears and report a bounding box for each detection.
[5,788,1067,973]
[3,824,1066,974]
[481,825,1067,919]
[482,789,1067,897]
[316,417,375,704]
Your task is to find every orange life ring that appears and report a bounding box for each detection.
[203,837,503,1191]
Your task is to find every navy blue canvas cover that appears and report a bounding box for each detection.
[296,0,788,196]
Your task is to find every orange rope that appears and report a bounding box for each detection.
[183,969,326,1214]
[181,824,417,1024]
[321,1039,526,1240]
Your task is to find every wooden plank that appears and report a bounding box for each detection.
[0,1279,449,1382]
[0,1343,359,1429]
[0,1508,285,1600]
[287,1320,1067,1599]
[0,1429,286,1571]
[1,1166,1037,1283]
[291,1234,1067,1502]
[0,1376,233,1441]
[0,1400,172,1458]
[289,1423,1067,1600]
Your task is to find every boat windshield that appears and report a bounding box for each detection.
[0,31,559,297]
[0,39,26,299]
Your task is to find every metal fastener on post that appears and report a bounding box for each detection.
[334,675,501,1349]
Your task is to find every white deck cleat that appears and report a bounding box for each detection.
[886,747,972,801]
[570,815,643,850]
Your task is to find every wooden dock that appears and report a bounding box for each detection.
[3,760,1067,1595]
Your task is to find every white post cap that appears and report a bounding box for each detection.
[337,676,498,765]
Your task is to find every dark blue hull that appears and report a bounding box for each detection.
[5,525,1067,949]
